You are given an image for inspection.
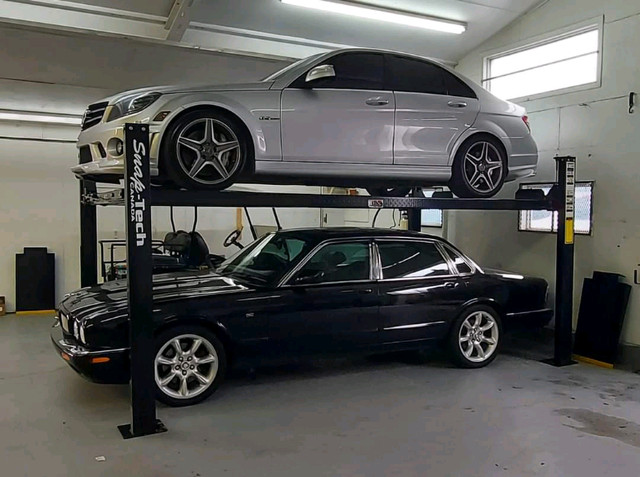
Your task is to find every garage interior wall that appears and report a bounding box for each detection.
[0,25,324,313]
[451,0,640,355]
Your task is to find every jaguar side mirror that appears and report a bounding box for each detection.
[305,64,335,83]
[294,270,325,285]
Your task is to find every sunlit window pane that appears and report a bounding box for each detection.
[420,190,443,227]
[519,183,593,235]
[489,30,598,78]
[484,27,600,100]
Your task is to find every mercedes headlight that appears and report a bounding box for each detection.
[106,92,161,122]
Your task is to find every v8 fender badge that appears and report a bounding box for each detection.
[259,116,280,121]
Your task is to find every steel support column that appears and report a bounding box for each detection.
[544,156,577,367]
[118,124,166,438]
[79,180,98,288]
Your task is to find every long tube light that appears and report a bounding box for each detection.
[0,110,82,126]
[281,0,466,34]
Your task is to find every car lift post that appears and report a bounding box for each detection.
[544,156,577,367]
[79,180,98,288]
[117,124,167,439]
[406,188,422,232]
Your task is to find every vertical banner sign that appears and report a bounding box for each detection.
[120,124,164,438]
[564,159,576,244]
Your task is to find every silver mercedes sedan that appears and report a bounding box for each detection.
[73,48,538,198]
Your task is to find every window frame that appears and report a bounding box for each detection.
[482,17,604,102]
[420,189,444,228]
[518,181,594,236]
[373,237,459,282]
[280,238,375,287]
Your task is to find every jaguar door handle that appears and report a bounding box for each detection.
[366,97,389,106]
[444,282,458,289]
[447,101,468,108]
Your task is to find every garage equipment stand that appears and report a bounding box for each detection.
[78,126,577,438]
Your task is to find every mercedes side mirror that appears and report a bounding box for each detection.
[305,64,335,83]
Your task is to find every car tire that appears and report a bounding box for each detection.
[153,325,227,407]
[449,135,507,198]
[448,305,502,368]
[162,109,251,190]
[366,187,412,198]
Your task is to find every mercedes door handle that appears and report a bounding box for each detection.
[447,101,468,108]
[359,288,374,294]
[366,97,389,106]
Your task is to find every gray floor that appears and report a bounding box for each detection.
[2,314,640,477]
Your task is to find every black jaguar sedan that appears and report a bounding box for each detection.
[52,228,552,406]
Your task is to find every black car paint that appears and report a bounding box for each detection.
[52,229,551,383]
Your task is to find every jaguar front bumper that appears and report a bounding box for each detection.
[51,322,130,384]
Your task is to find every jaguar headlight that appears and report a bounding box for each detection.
[60,312,69,332]
[73,321,80,341]
[79,324,87,345]
[106,92,161,122]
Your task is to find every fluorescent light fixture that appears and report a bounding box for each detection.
[0,110,82,126]
[281,0,466,34]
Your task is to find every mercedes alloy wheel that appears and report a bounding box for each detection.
[162,109,250,190]
[450,136,507,198]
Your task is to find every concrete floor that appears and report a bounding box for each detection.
[2,314,640,477]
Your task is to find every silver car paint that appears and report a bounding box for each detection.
[73,48,538,187]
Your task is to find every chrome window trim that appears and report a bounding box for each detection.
[440,243,481,275]
[373,237,458,282]
[383,321,446,331]
[278,238,374,287]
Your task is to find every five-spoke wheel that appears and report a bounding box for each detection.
[154,326,226,406]
[162,110,250,190]
[449,305,502,368]
[450,136,507,198]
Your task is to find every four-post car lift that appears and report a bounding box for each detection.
[78,124,578,438]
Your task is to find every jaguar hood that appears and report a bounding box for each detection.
[59,270,251,324]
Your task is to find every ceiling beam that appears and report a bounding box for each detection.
[164,0,195,42]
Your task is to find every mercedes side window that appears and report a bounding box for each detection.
[442,70,477,99]
[290,52,384,90]
[386,54,447,95]
[378,241,451,279]
[291,242,371,285]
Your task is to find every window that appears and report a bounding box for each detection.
[386,55,476,98]
[483,25,601,100]
[377,241,451,279]
[386,55,446,95]
[420,190,444,228]
[291,52,384,90]
[217,233,315,286]
[518,182,593,235]
[444,246,474,274]
[292,241,370,284]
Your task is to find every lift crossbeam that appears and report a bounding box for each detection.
[82,187,554,211]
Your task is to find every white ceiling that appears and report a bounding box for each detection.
[0,0,545,62]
